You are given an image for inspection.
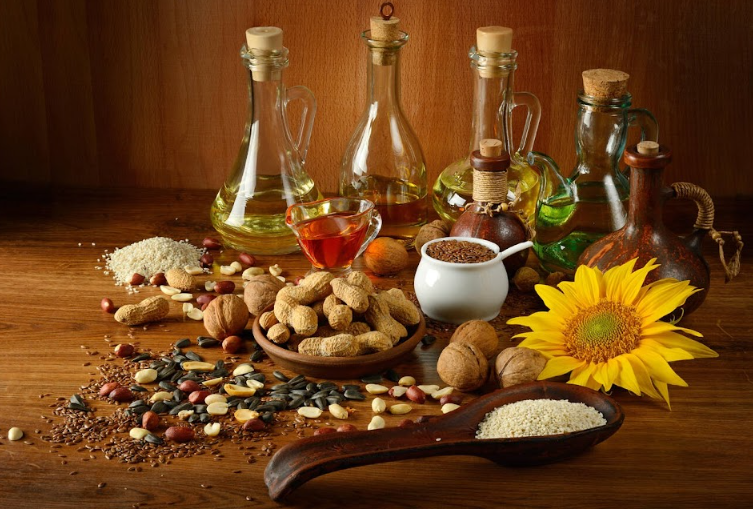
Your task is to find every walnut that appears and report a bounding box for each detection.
[415,220,449,254]
[243,274,286,316]
[449,320,498,359]
[436,342,488,392]
[203,294,250,340]
[495,347,547,388]
[363,238,409,276]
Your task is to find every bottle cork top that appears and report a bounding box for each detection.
[245,26,283,51]
[637,141,660,155]
[582,69,629,99]
[370,16,401,41]
[476,26,513,54]
[480,139,504,157]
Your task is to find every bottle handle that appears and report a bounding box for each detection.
[285,85,317,162]
[670,182,743,282]
[627,108,659,145]
[355,209,383,260]
[507,91,542,155]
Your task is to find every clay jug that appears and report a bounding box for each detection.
[579,141,743,316]
[450,139,531,277]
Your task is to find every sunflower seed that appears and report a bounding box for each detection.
[343,389,365,401]
[130,353,151,363]
[144,433,164,445]
[250,350,264,362]
[130,385,147,392]
[273,371,290,382]
[175,338,191,349]
[383,369,400,383]
[360,374,382,384]
[185,351,203,362]
[421,334,436,346]
[197,336,219,348]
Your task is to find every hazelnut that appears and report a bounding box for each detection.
[363,238,409,276]
[495,347,547,388]
[203,294,250,340]
[130,273,145,286]
[214,281,236,294]
[545,271,567,287]
[242,418,266,431]
[436,342,489,392]
[222,335,243,354]
[449,320,498,359]
[405,385,426,404]
[108,386,134,402]
[414,220,449,255]
[178,380,201,393]
[188,390,210,404]
[513,267,541,293]
[200,253,214,268]
[165,426,194,443]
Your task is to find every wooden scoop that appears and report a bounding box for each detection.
[265,382,624,501]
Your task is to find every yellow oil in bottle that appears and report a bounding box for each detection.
[432,154,539,225]
[210,173,321,255]
[341,174,427,241]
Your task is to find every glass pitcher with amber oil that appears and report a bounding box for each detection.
[210,27,322,255]
[433,27,542,226]
[340,5,427,241]
[531,69,658,274]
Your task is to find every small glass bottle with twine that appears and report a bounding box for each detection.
[450,138,533,276]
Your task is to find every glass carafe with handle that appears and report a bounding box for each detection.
[210,27,322,255]
[339,5,427,241]
[433,26,542,226]
[531,69,658,274]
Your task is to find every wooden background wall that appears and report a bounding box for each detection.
[1,0,752,196]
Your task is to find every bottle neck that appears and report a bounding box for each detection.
[469,68,512,156]
[366,47,401,108]
[626,167,664,228]
[247,73,285,126]
[574,94,631,179]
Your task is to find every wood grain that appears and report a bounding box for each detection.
[1,0,752,197]
[0,188,752,508]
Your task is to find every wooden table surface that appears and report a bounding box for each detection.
[1,188,752,509]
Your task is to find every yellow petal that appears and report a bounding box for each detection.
[604,258,637,302]
[573,264,603,306]
[558,281,593,310]
[641,339,695,362]
[653,380,671,408]
[515,331,566,344]
[614,356,642,395]
[620,258,661,305]
[646,331,718,359]
[623,354,661,400]
[642,320,703,338]
[591,362,615,391]
[508,310,564,331]
[568,363,596,387]
[538,356,584,379]
[535,284,578,317]
[633,348,689,387]
[637,280,699,325]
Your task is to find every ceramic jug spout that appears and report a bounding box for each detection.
[498,241,533,261]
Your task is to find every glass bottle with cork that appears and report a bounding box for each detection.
[433,26,542,226]
[450,138,532,277]
[210,27,322,255]
[339,3,427,241]
[531,69,658,274]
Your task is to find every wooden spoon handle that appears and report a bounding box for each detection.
[264,423,475,501]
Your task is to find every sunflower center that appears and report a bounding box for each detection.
[564,301,642,363]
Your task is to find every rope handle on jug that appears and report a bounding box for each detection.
[671,182,743,282]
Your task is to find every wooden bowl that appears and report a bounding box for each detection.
[251,305,426,379]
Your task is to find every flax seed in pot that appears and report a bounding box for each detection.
[425,240,496,264]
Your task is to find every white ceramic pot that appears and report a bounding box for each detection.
[414,237,533,324]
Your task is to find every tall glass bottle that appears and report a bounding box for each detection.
[210,27,322,255]
[433,26,542,225]
[340,9,427,241]
[530,69,658,274]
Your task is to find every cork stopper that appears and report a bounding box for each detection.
[476,27,513,54]
[582,69,629,99]
[637,141,660,155]
[369,3,401,66]
[245,27,284,81]
[480,139,504,157]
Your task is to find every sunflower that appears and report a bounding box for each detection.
[508,258,717,408]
